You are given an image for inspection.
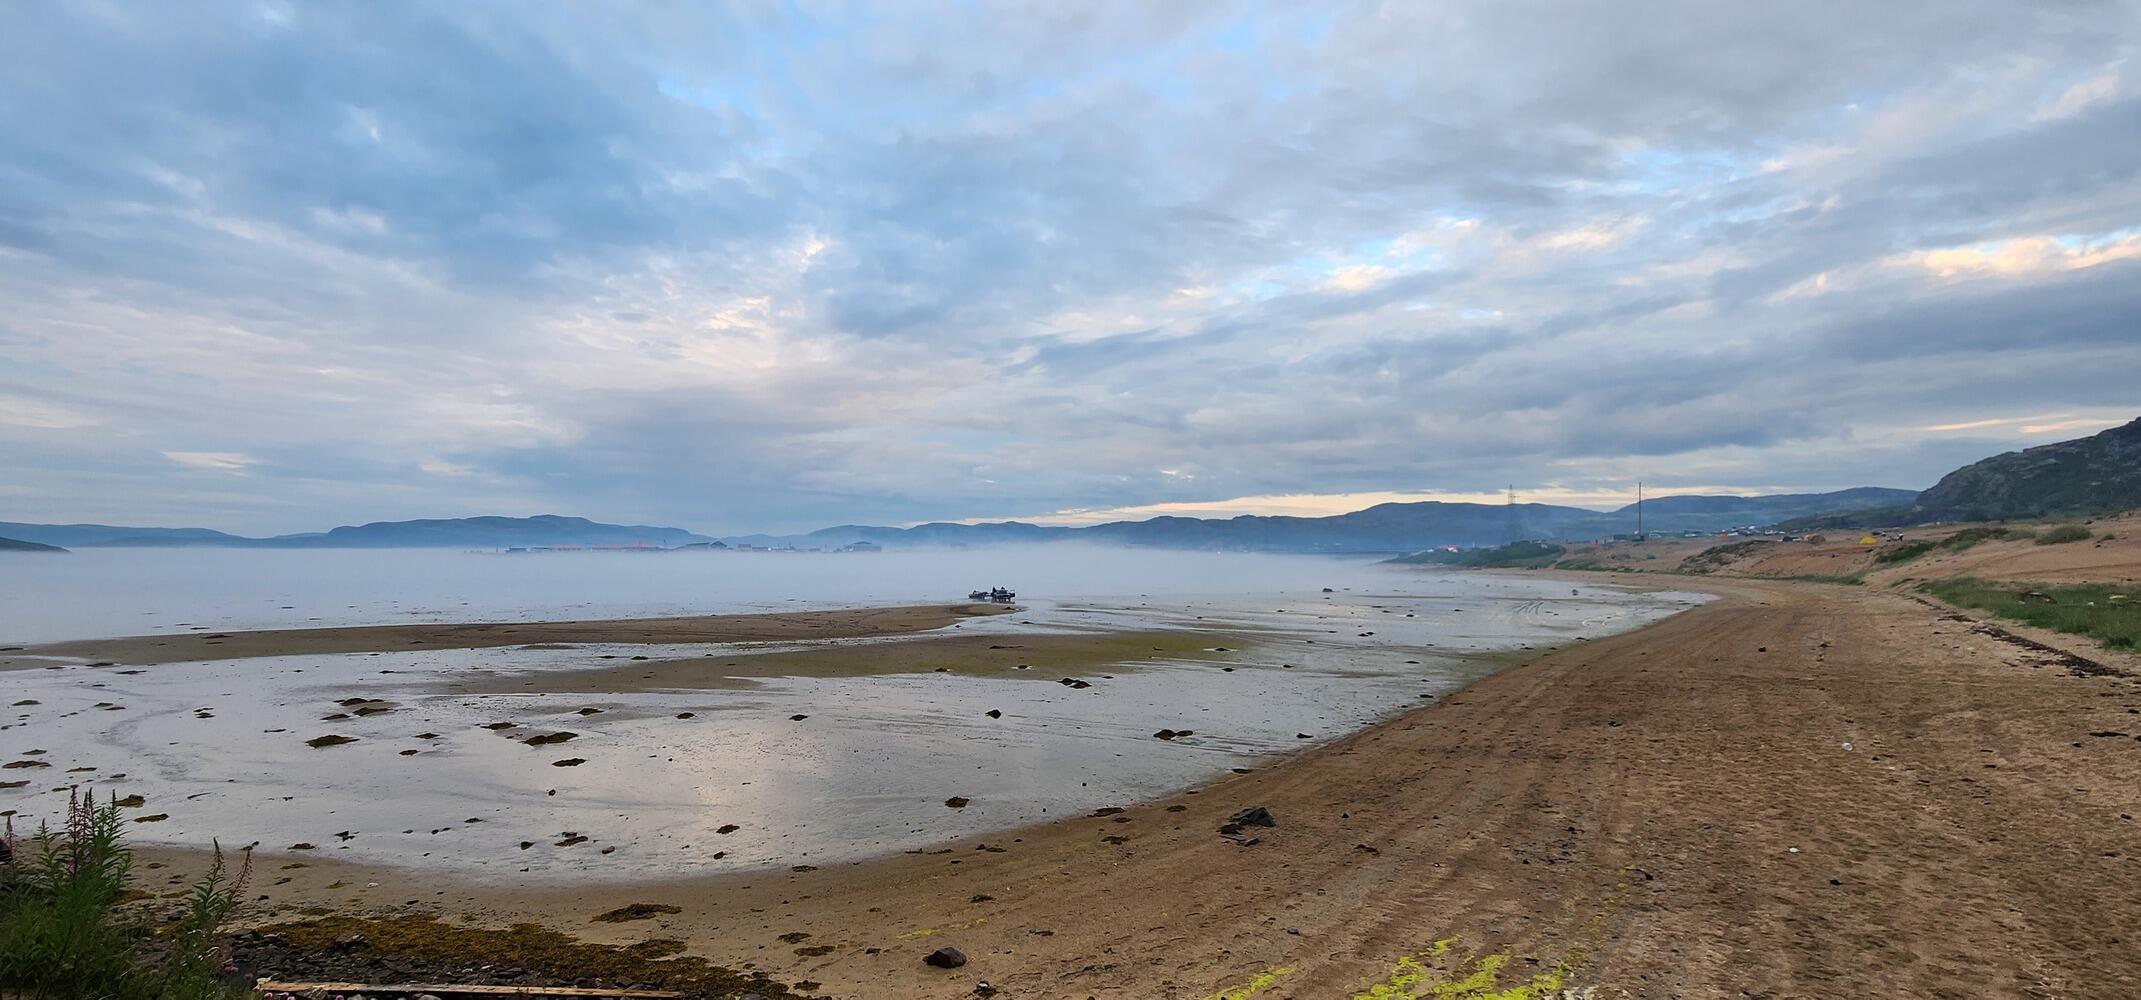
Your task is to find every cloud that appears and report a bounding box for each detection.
[162,451,256,472]
[0,1,2137,534]
[1892,232,2141,281]
[0,394,101,430]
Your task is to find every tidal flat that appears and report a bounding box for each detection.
[0,548,1702,881]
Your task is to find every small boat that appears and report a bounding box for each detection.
[968,587,1017,603]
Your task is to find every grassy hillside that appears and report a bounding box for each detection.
[1908,416,2141,523]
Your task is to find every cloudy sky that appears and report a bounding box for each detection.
[3,2,2138,535]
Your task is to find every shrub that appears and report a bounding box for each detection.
[2035,524,2093,545]
[0,788,252,1000]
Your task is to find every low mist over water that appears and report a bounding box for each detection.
[9,546,1408,645]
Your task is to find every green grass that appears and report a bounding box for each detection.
[1,788,253,999]
[1874,527,2036,566]
[1676,539,1774,574]
[1921,578,2140,650]
[1873,539,1937,564]
[1939,525,2033,549]
[2035,524,2094,545]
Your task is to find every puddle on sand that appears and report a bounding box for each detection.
[0,572,1703,881]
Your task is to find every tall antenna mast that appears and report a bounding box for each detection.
[1636,481,1644,539]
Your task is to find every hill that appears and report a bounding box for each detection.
[0,535,67,553]
[280,515,711,548]
[1619,487,1916,521]
[1906,417,2141,523]
[0,522,248,547]
[726,488,1914,554]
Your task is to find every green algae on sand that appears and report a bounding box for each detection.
[259,914,811,998]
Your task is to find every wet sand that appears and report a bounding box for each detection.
[11,579,1688,881]
[0,603,1009,668]
[162,576,2141,998]
[450,626,1244,694]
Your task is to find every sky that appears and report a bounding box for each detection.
[3,2,2139,536]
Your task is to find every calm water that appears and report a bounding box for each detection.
[0,548,1705,881]
[9,545,1471,643]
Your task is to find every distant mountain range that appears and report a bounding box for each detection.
[0,491,1913,555]
[717,487,1919,553]
[7,416,2135,554]
[0,515,711,550]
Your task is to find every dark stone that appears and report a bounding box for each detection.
[924,946,967,969]
[1229,806,1276,828]
[985,709,1002,718]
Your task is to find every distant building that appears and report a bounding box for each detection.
[840,540,882,553]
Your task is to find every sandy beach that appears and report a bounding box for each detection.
[80,569,2132,998]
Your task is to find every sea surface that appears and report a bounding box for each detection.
[0,547,1705,881]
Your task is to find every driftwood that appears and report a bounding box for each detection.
[255,983,681,998]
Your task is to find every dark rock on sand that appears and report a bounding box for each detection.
[524,732,577,746]
[1229,806,1277,827]
[305,735,357,749]
[945,796,970,808]
[592,902,681,922]
[924,946,967,969]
